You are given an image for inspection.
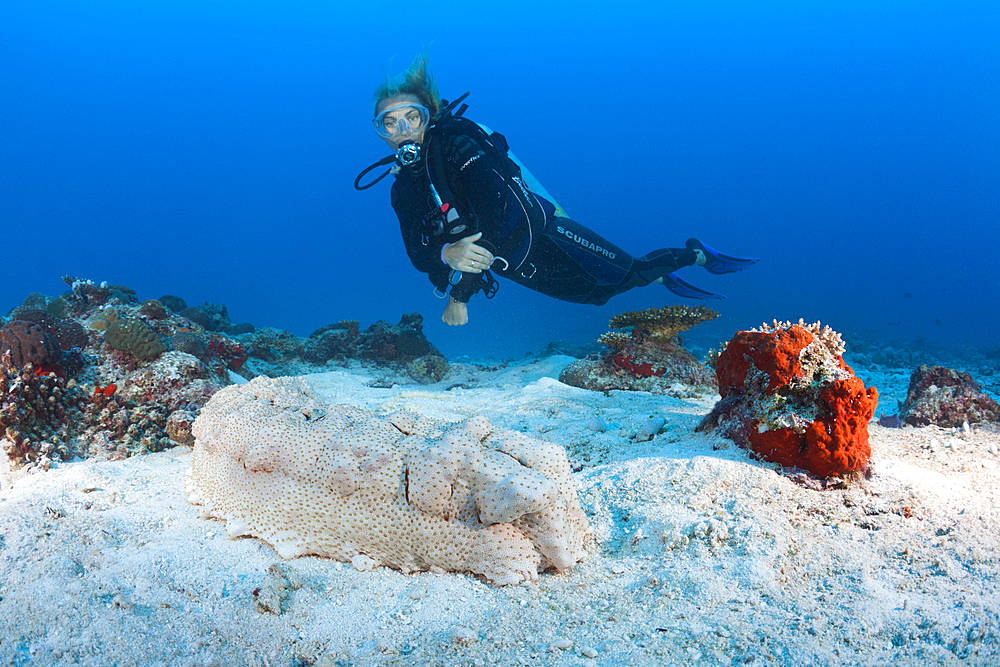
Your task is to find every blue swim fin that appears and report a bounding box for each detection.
[686,239,760,275]
[662,272,725,300]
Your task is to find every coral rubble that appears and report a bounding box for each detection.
[697,320,878,478]
[899,364,999,427]
[186,376,591,585]
[559,305,718,394]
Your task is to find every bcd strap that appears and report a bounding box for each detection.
[481,270,499,299]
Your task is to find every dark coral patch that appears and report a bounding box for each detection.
[0,320,63,369]
[104,317,167,361]
[900,365,999,427]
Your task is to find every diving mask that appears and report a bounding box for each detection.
[373,102,430,139]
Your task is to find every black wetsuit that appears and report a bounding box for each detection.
[390,118,698,305]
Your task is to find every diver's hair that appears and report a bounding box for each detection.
[372,50,442,119]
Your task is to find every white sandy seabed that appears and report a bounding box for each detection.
[1,356,998,667]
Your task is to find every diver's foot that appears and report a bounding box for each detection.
[686,239,759,275]
[662,272,725,300]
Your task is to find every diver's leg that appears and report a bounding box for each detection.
[506,218,698,305]
[542,217,635,281]
[500,218,632,304]
[632,247,701,284]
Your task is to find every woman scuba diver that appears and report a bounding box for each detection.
[355,53,758,326]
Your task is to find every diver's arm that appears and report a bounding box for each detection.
[391,181,451,277]
[441,233,493,273]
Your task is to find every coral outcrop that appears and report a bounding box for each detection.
[0,279,247,468]
[61,276,139,312]
[0,320,63,369]
[116,351,223,412]
[301,322,359,365]
[159,294,187,313]
[186,377,590,586]
[899,365,999,427]
[407,354,450,384]
[297,314,449,379]
[170,331,209,360]
[104,317,167,361]
[357,313,442,363]
[141,299,169,320]
[607,305,719,343]
[697,320,878,478]
[166,409,197,445]
[559,305,718,394]
[176,302,245,334]
[10,310,88,352]
[1,352,78,464]
[0,351,173,467]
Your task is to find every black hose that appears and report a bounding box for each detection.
[354,155,396,190]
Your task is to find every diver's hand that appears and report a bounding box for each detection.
[442,297,469,326]
[442,233,494,273]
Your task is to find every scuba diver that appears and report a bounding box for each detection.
[355,54,759,326]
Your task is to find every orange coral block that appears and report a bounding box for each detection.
[709,323,878,478]
[805,378,878,477]
[717,325,813,394]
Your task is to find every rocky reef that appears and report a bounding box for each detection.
[298,313,449,384]
[697,320,878,479]
[186,376,591,585]
[0,350,173,467]
[1,278,449,469]
[559,305,719,394]
[899,364,999,427]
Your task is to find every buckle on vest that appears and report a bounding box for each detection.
[520,263,537,280]
[482,271,499,299]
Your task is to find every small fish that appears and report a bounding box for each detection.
[878,413,903,428]
[94,384,117,397]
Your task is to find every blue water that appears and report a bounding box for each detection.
[3,1,998,360]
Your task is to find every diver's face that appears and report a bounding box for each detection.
[375,95,429,150]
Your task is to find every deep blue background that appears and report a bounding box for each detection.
[3,1,998,359]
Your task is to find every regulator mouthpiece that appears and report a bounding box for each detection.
[397,142,422,166]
